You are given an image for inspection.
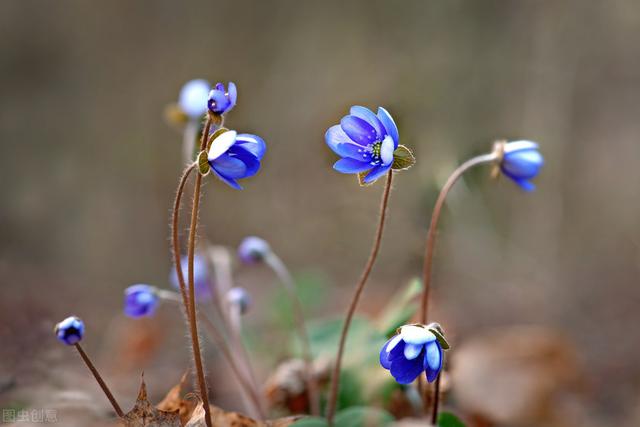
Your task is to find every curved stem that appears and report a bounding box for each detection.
[74,343,124,418]
[186,116,213,427]
[265,252,319,415]
[419,153,495,420]
[172,163,197,309]
[326,170,394,424]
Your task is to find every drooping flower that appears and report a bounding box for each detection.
[124,284,159,318]
[500,140,544,191]
[208,82,237,116]
[238,236,271,264]
[379,324,446,384]
[170,254,214,301]
[178,79,211,119]
[226,287,252,314]
[206,130,266,190]
[55,316,85,345]
[325,106,400,184]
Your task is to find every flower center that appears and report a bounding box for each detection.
[358,140,383,166]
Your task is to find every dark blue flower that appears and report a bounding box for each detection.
[208,82,237,115]
[237,236,271,264]
[55,316,85,345]
[226,287,252,314]
[124,284,159,318]
[179,79,211,119]
[501,141,544,191]
[207,130,266,189]
[379,325,443,384]
[325,106,400,184]
[170,254,214,301]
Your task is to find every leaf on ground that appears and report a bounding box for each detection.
[121,376,181,426]
[156,372,195,425]
[334,406,394,427]
[186,401,302,427]
[437,412,466,427]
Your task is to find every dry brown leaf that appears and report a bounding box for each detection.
[120,376,181,427]
[185,402,302,427]
[156,372,196,424]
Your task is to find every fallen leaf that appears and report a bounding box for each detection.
[120,376,181,426]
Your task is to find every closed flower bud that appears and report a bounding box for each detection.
[226,287,252,314]
[500,140,544,191]
[55,316,85,345]
[124,284,159,318]
[208,82,237,115]
[238,236,271,264]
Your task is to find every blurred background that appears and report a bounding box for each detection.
[1,1,640,426]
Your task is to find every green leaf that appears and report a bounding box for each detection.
[391,145,415,170]
[438,412,466,427]
[376,278,422,336]
[290,417,329,427]
[205,127,229,151]
[197,150,210,176]
[357,171,373,186]
[335,407,394,427]
[428,327,451,350]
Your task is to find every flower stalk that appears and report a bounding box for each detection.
[326,169,394,424]
[74,343,124,418]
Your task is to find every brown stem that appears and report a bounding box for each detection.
[186,116,213,427]
[431,370,442,424]
[265,252,319,415]
[326,170,394,424]
[419,153,495,419]
[172,163,197,310]
[74,343,124,417]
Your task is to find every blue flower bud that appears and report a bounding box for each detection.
[501,140,544,191]
[325,106,399,184]
[178,79,211,119]
[238,236,271,264]
[55,316,85,345]
[379,324,444,384]
[226,287,252,314]
[169,254,214,301]
[124,284,159,318]
[207,82,237,115]
[206,130,266,190]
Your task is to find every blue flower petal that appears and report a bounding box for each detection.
[502,150,544,179]
[235,134,266,160]
[380,335,403,369]
[228,145,261,178]
[390,349,425,384]
[210,153,247,179]
[363,164,391,183]
[212,168,242,190]
[350,106,385,140]
[208,89,230,114]
[227,82,238,109]
[325,125,366,159]
[503,140,539,153]
[341,116,378,146]
[208,130,237,161]
[380,135,395,166]
[179,79,210,118]
[424,341,443,383]
[377,107,399,148]
[333,158,372,174]
[400,325,437,345]
[502,169,537,192]
[404,343,423,360]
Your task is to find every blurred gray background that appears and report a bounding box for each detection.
[1,1,640,426]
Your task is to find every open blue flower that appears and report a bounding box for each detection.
[55,316,85,345]
[124,284,159,318]
[207,130,266,190]
[179,79,211,119]
[208,82,237,115]
[170,254,214,301]
[380,325,443,384]
[501,141,544,191]
[325,106,400,184]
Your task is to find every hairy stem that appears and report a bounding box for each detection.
[172,163,197,309]
[265,252,319,415]
[326,170,394,424]
[74,343,124,417]
[186,116,213,427]
[419,153,495,419]
[431,370,442,424]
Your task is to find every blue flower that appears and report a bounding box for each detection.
[226,287,252,314]
[179,79,211,119]
[124,284,159,318]
[379,325,443,384]
[237,236,271,264]
[208,82,237,115]
[207,130,266,190]
[325,106,400,184]
[170,254,213,301]
[55,316,85,345]
[501,141,544,191]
